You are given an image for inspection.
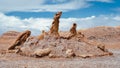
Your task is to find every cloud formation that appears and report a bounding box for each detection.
[0,0,113,12]
[87,0,113,3]
[0,12,120,35]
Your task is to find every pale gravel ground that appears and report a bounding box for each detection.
[0,49,120,68]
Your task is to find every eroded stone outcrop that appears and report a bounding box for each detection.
[17,12,112,58]
[50,11,62,37]
[18,36,112,58]
[8,30,31,50]
[0,11,113,58]
[70,23,77,36]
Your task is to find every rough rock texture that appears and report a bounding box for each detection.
[37,30,45,40]
[66,49,75,58]
[70,23,77,36]
[18,33,112,58]
[34,48,51,57]
[50,11,62,37]
[8,30,31,50]
[60,23,78,40]
[37,30,48,41]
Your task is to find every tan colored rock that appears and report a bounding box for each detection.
[37,30,45,40]
[19,46,33,57]
[7,49,20,53]
[49,54,56,58]
[60,23,78,40]
[61,23,77,40]
[87,41,106,52]
[77,32,84,39]
[8,30,31,50]
[66,49,75,58]
[76,32,85,42]
[78,54,94,58]
[34,48,51,57]
[70,23,77,36]
[37,30,48,40]
[26,36,34,42]
[50,11,62,37]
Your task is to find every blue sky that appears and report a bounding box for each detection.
[0,0,120,35]
[4,0,120,18]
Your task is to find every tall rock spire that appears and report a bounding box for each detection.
[50,11,62,37]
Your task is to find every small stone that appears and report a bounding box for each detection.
[78,54,94,58]
[49,54,56,58]
[34,48,51,57]
[66,49,75,58]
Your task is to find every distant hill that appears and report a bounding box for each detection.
[0,31,20,50]
[80,26,120,49]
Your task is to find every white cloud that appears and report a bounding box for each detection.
[52,0,68,3]
[87,0,113,3]
[113,16,120,21]
[0,0,113,12]
[0,12,120,35]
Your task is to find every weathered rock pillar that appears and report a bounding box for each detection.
[70,23,77,36]
[50,11,62,37]
[8,30,31,50]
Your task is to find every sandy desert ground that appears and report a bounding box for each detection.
[0,49,120,68]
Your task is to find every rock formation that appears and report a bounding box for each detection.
[66,49,75,58]
[8,30,31,50]
[50,11,62,37]
[37,30,45,40]
[70,23,77,36]
[60,23,78,40]
[18,37,112,58]
[76,32,85,42]
[0,12,114,58]
[34,48,51,57]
